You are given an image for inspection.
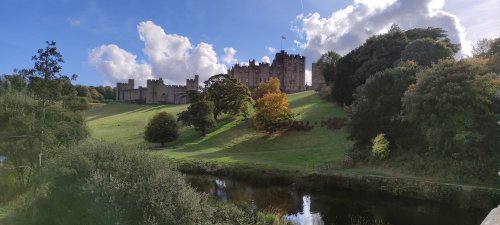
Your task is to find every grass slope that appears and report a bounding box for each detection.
[85,91,351,172]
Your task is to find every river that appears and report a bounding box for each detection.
[186,175,487,225]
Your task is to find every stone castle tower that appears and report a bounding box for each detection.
[116,75,199,104]
[228,50,305,92]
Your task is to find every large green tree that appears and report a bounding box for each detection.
[178,100,216,136]
[332,25,409,105]
[144,112,178,147]
[402,60,499,180]
[347,63,421,160]
[204,74,252,120]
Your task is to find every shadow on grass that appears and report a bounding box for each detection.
[288,92,318,109]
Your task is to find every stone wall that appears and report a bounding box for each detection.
[311,63,326,90]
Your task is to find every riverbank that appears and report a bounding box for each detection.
[176,159,500,210]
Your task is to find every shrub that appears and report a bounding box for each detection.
[372,133,390,160]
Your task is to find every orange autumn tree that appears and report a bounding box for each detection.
[253,77,281,99]
[253,77,294,133]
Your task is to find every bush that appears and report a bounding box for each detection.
[20,141,292,225]
[287,120,314,132]
[372,134,390,160]
[145,112,178,147]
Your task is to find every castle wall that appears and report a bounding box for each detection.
[116,75,198,105]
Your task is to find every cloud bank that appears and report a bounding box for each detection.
[294,0,472,65]
[89,21,229,86]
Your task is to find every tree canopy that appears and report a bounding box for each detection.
[204,74,252,120]
[145,112,179,147]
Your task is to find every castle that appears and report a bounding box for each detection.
[116,75,199,104]
[228,50,306,92]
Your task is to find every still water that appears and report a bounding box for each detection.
[186,175,487,225]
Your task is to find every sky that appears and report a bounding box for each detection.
[1,0,499,86]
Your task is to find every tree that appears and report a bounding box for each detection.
[316,51,341,85]
[253,92,294,133]
[254,77,281,99]
[75,85,91,98]
[26,41,77,103]
[144,112,178,147]
[204,74,252,120]
[472,38,494,56]
[332,25,409,105]
[346,64,421,160]
[401,38,454,66]
[178,100,216,136]
[404,27,460,53]
[402,60,499,179]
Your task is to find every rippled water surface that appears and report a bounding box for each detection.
[186,175,487,225]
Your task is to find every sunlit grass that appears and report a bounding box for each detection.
[85,91,351,172]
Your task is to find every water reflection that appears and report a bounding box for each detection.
[285,195,324,225]
[186,175,485,225]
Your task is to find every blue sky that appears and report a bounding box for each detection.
[1,0,499,86]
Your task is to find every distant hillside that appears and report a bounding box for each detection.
[85,91,351,172]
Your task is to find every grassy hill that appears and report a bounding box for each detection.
[85,91,351,172]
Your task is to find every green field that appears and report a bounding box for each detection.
[85,91,351,172]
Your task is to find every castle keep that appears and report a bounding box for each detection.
[116,75,199,104]
[228,50,306,92]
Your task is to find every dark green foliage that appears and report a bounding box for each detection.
[21,141,291,225]
[178,100,216,136]
[332,26,460,105]
[404,27,460,53]
[488,37,500,55]
[401,38,454,66]
[402,60,499,180]
[144,112,178,147]
[332,26,409,105]
[316,51,341,85]
[204,74,252,120]
[347,65,422,160]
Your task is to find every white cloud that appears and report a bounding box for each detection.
[261,56,271,64]
[88,44,153,86]
[294,0,473,64]
[137,21,228,83]
[89,21,228,85]
[266,46,277,54]
[223,47,238,65]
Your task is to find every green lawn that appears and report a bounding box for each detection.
[85,91,351,172]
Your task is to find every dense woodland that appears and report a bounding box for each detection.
[316,26,500,181]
